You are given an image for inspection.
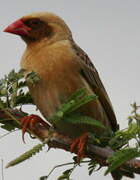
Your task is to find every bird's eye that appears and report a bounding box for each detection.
[25,18,42,28]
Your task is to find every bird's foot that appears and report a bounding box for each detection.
[70,132,89,163]
[20,114,47,143]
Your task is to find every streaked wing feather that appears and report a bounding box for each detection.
[72,42,118,131]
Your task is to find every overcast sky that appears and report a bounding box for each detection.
[0,0,140,180]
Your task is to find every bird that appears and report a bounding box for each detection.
[4,12,118,162]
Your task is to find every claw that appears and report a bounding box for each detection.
[70,132,89,163]
[20,115,46,143]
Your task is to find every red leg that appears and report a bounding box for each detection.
[20,115,47,143]
[70,132,89,163]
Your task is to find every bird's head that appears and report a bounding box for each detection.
[4,12,72,44]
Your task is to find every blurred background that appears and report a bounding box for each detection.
[0,0,140,179]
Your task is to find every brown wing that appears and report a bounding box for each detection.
[72,42,118,131]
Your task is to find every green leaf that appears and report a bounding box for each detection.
[0,123,16,131]
[109,123,140,149]
[105,148,140,175]
[26,71,40,84]
[0,119,20,131]
[66,88,88,102]
[88,160,98,175]
[49,89,97,124]
[15,92,34,106]
[57,174,69,180]
[6,142,46,168]
[40,176,48,180]
[64,114,105,129]
[59,88,97,114]
[65,94,97,114]
[57,168,73,180]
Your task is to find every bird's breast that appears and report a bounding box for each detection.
[28,71,84,118]
[20,40,83,117]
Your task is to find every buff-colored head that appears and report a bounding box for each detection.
[4,12,72,44]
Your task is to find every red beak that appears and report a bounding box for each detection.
[4,19,31,36]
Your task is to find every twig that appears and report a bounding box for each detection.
[0,102,20,125]
[0,129,19,140]
[45,160,89,179]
